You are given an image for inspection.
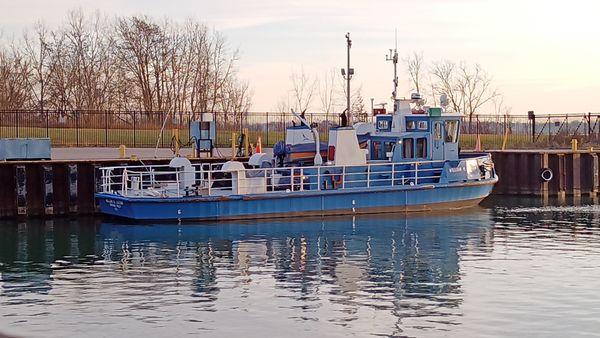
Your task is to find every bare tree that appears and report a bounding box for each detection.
[336,75,366,123]
[318,68,337,115]
[290,67,317,114]
[219,78,252,130]
[22,21,52,111]
[405,51,424,95]
[431,60,498,131]
[273,97,286,113]
[3,11,251,118]
[350,85,367,121]
[0,47,31,109]
[493,95,511,115]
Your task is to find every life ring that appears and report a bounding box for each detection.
[540,168,553,182]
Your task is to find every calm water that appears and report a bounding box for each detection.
[1,197,600,337]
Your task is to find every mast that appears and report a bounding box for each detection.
[341,33,353,125]
[386,30,399,111]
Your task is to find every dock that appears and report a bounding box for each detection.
[489,149,598,197]
[0,148,597,218]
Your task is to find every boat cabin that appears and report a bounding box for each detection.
[363,103,461,163]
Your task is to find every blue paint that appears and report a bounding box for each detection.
[97,178,496,221]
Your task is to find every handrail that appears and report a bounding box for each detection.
[98,155,491,198]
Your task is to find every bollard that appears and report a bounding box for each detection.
[571,139,578,151]
[119,145,127,158]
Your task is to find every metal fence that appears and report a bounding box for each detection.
[1,110,599,149]
[0,110,346,148]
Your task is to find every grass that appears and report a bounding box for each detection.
[0,126,580,150]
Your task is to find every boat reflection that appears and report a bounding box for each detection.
[1,208,495,331]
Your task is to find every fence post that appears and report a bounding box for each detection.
[15,111,19,138]
[588,112,592,139]
[528,111,535,142]
[76,110,80,147]
[105,110,108,146]
[46,110,49,138]
[133,111,137,148]
[266,112,269,146]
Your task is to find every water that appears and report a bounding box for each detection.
[1,197,600,337]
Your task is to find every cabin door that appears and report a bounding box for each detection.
[432,122,444,160]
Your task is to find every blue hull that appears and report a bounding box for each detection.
[96,179,497,221]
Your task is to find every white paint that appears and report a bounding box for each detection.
[168,156,195,191]
[285,127,314,145]
[327,127,366,166]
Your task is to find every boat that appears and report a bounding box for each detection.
[95,34,498,221]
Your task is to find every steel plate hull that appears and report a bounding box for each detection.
[96,178,497,221]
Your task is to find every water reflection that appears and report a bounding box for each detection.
[0,209,494,336]
[3,199,600,337]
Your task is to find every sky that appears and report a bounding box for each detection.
[1,0,600,115]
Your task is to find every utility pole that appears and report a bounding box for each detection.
[341,33,354,125]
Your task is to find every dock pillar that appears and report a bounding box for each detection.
[572,153,582,197]
[68,164,78,213]
[16,165,27,215]
[43,165,54,215]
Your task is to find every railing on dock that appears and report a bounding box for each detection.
[99,160,447,198]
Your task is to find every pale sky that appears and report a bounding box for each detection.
[2,0,599,114]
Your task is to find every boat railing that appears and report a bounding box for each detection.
[98,159,461,198]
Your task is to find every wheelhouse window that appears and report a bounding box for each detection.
[402,138,413,158]
[377,119,390,131]
[373,141,382,160]
[416,138,427,158]
[434,122,442,140]
[444,120,459,143]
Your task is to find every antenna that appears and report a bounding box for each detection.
[385,30,399,102]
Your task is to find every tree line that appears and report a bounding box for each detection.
[404,52,507,129]
[277,67,368,123]
[277,53,502,127]
[0,10,251,117]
